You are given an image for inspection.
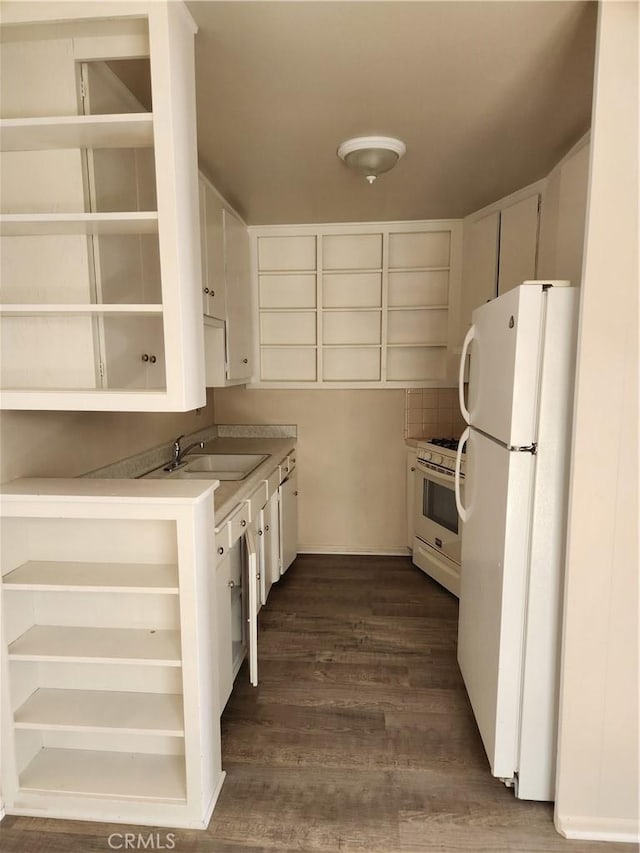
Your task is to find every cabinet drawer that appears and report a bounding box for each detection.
[246,481,268,522]
[279,452,297,482]
[226,503,250,548]
[264,469,280,499]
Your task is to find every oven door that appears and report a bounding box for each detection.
[414,462,462,567]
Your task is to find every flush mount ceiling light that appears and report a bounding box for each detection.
[337,136,406,184]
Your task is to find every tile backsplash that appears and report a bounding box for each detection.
[405,388,466,440]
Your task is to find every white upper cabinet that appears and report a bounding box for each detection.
[537,137,590,289]
[0,2,205,411]
[497,194,541,296]
[457,187,541,346]
[460,212,500,330]
[223,209,253,381]
[252,221,462,388]
[200,175,253,387]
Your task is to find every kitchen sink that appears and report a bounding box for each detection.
[142,453,269,481]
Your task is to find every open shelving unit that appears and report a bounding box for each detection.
[1,479,224,828]
[252,221,462,387]
[0,2,204,411]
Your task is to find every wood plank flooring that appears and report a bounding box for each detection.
[0,554,627,852]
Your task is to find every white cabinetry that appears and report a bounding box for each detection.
[215,539,243,712]
[458,187,542,346]
[0,479,223,828]
[214,500,258,700]
[279,464,298,576]
[406,447,417,548]
[253,221,462,387]
[0,2,205,411]
[200,175,253,387]
[497,194,541,296]
[537,137,590,289]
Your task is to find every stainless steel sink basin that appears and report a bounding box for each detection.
[142,453,269,481]
[183,453,268,479]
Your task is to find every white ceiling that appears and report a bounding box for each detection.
[187,1,597,226]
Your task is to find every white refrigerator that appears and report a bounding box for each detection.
[454,281,578,801]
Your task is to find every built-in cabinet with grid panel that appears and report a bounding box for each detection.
[252,221,462,387]
[0,479,224,828]
[0,2,204,411]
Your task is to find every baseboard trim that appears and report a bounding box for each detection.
[202,770,226,829]
[555,814,640,844]
[297,546,411,557]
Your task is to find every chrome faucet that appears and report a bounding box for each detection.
[164,434,205,471]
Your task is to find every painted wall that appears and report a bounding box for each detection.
[554,1,639,843]
[214,387,408,554]
[0,391,215,484]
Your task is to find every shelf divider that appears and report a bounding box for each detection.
[0,212,159,236]
[20,748,186,802]
[8,625,182,666]
[0,114,154,151]
[14,688,184,737]
[3,561,178,593]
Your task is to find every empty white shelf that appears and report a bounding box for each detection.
[0,213,159,236]
[0,305,163,316]
[0,114,154,151]
[8,626,181,666]
[3,561,178,593]
[20,749,186,802]
[14,689,184,737]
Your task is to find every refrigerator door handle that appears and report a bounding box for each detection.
[459,325,475,424]
[455,427,470,522]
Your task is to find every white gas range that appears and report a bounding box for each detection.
[412,437,465,598]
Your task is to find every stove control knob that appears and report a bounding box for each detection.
[432,454,443,465]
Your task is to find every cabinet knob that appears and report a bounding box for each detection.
[265,524,270,532]
[141,353,149,362]
[149,355,157,364]
[204,287,210,294]
[258,529,263,536]
[228,580,235,588]
[242,358,248,364]
[217,546,224,555]
[211,290,215,297]
[294,490,299,496]
[410,466,416,472]
[257,572,261,580]
[240,520,246,527]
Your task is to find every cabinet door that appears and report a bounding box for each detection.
[223,209,253,381]
[406,448,417,547]
[266,491,281,586]
[497,194,540,296]
[460,211,500,341]
[215,553,233,711]
[202,180,226,320]
[244,527,259,687]
[279,469,298,575]
[259,504,279,605]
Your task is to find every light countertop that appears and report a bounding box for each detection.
[81,425,297,524]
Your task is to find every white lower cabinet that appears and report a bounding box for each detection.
[279,466,298,576]
[407,448,418,547]
[0,480,223,829]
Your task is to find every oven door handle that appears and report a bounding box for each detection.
[455,427,470,522]
[416,459,454,487]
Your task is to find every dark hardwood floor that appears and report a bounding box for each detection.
[0,555,627,852]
